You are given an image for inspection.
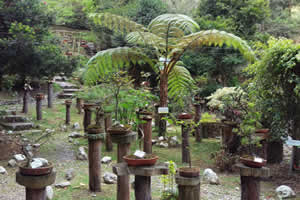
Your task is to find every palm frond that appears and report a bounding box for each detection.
[148,14,199,39]
[89,13,147,35]
[168,65,196,101]
[173,30,256,62]
[84,47,155,84]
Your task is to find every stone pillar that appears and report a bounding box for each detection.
[65,100,72,125]
[178,113,193,164]
[194,103,202,142]
[235,163,270,200]
[83,104,93,132]
[22,89,29,114]
[16,171,56,200]
[104,112,113,152]
[110,132,137,200]
[47,81,53,108]
[87,126,105,192]
[176,174,200,200]
[36,93,44,121]
[76,98,83,114]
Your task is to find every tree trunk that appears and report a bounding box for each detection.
[182,123,191,164]
[47,82,53,108]
[240,176,260,200]
[26,188,46,200]
[134,176,151,200]
[88,139,101,192]
[159,72,168,136]
[105,113,113,152]
[22,90,28,114]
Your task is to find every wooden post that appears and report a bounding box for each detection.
[194,103,202,142]
[235,163,270,200]
[110,132,137,200]
[36,93,44,121]
[16,171,56,200]
[112,163,169,200]
[182,122,191,163]
[136,111,142,139]
[76,98,83,114]
[22,89,29,114]
[154,103,160,130]
[104,112,113,152]
[143,115,152,154]
[87,127,104,192]
[83,104,93,132]
[176,175,200,200]
[47,81,53,108]
[65,100,72,125]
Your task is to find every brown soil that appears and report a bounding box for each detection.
[0,132,22,160]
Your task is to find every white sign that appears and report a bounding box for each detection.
[158,107,169,114]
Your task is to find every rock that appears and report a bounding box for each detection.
[158,136,164,141]
[25,145,32,152]
[134,150,146,158]
[8,159,17,167]
[169,136,179,147]
[61,125,67,132]
[7,130,13,134]
[101,156,112,164]
[68,138,73,143]
[73,122,80,130]
[65,168,75,181]
[77,147,88,160]
[22,138,29,142]
[69,132,82,138]
[14,154,26,162]
[46,186,54,200]
[45,129,54,134]
[0,166,7,175]
[203,168,220,185]
[33,143,40,148]
[55,181,71,188]
[158,142,168,148]
[276,185,296,199]
[30,158,48,169]
[103,172,117,184]
[152,139,157,145]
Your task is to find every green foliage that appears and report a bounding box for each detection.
[160,161,178,200]
[132,0,167,26]
[200,112,218,123]
[0,0,78,83]
[197,0,270,37]
[245,38,300,140]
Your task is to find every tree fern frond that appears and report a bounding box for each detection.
[173,30,256,62]
[148,14,199,38]
[84,47,155,84]
[89,13,147,35]
[168,65,196,101]
[126,32,165,51]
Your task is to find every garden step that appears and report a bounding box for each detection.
[63,88,81,93]
[0,110,18,116]
[0,115,28,123]
[0,122,34,131]
[57,93,74,99]
[54,81,79,89]
[11,129,43,135]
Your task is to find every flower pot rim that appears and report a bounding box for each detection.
[18,161,53,176]
[123,154,158,166]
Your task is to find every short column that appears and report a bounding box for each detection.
[176,174,200,200]
[65,100,72,125]
[36,93,44,120]
[235,163,270,200]
[83,103,94,132]
[104,112,113,152]
[86,126,105,192]
[193,103,202,142]
[178,113,193,164]
[110,132,137,200]
[16,171,56,200]
[47,80,53,108]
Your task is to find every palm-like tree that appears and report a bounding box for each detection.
[84,13,255,134]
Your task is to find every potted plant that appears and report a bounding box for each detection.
[123,150,158,166]
[19,146,53,176]
[178,152,200,177]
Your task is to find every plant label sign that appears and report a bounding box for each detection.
[158,107,169,114]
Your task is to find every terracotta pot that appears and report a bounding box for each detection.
[123,155,158,166]
[87,125,103,134]
[65,100,72,105]
[178,167,200,177]
[83,103,95,109]
[177,113,193,120]
[36,93,45,100]
[19,162,53,176]
[107,127,131,136]
[240,156,267,168]
[255,129,269,134]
